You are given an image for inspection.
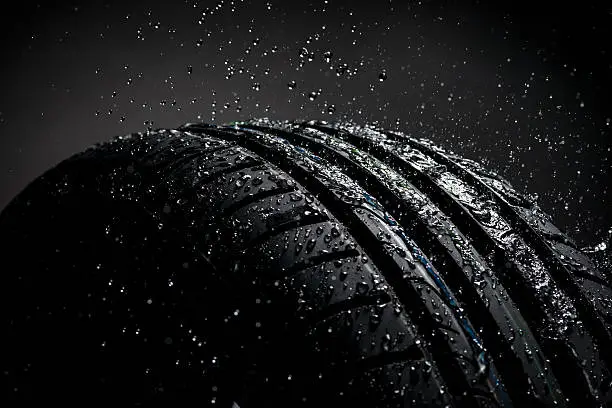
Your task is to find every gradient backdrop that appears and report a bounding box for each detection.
[0,0,610,248]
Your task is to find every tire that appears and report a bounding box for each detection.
[1,119,611,408]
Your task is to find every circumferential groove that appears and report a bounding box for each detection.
[194,125,511,408]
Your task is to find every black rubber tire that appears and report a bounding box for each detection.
[1,119,611,408]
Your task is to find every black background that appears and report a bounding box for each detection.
[0,0,610,247]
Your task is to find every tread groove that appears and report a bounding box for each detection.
[193,158,263,189]
[221,185,297,217]
[242,209,330,250]
[161,144,232,178]
[306,292,392,329]
[573,269,612,288]
[282,248,361,276]
[354,345,424,372]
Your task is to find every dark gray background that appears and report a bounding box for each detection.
[1,0,610,247]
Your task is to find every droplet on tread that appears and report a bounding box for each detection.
[289,192,303,202]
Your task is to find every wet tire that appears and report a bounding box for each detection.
[1,120,611,408]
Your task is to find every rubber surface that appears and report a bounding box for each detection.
[1,120,611,407]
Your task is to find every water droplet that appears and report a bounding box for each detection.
[288,80,297,90]
[252,82,260,91]
[336,63,348,76]
[327,104,336,114]
[289,192,303,202]
[187,65,193,75]
[308,91,319,101]
[323,50,333,63]
[382,333,392,351]
[378,71,387,82]
[369,312,382,329]
[525,345,534,361]
[594,241,608,252]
